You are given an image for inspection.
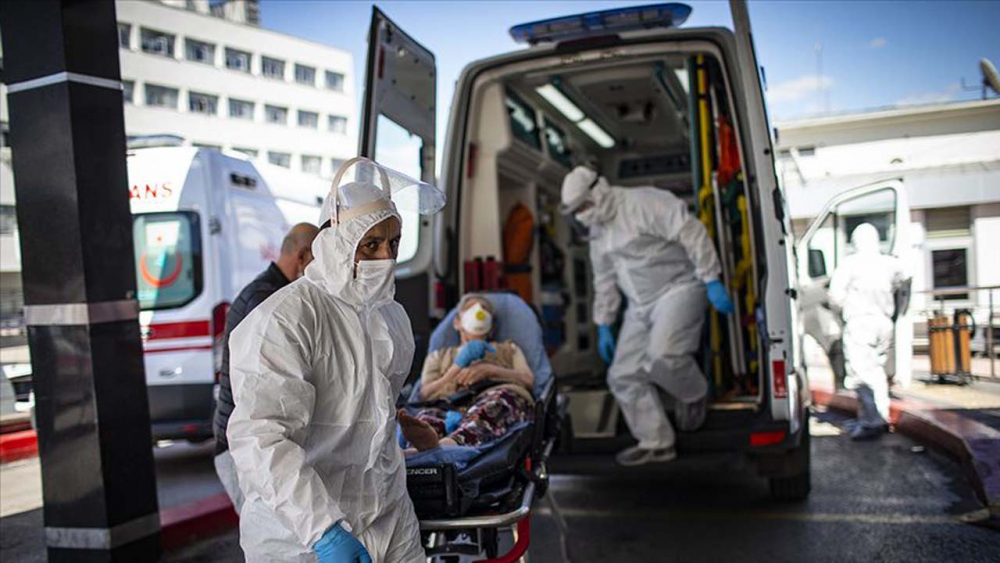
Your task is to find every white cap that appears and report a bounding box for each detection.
[559,165,599,215]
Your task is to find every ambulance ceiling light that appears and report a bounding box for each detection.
[577,119,616,148]
[536,84,585,121]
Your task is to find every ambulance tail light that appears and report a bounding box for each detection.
[750,430,786,447]
[212,301,230,382]
[772,359,788,399]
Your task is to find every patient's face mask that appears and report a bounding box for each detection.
[460,303,493,336]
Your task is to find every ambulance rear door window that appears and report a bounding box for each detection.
[133,212,203,310]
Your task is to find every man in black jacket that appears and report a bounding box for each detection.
[213,222,319,512]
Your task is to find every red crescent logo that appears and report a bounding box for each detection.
[140,253,184,288]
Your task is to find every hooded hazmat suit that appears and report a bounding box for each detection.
[227,161,431,562]
[829,222,908,430]
[562,166,724,453]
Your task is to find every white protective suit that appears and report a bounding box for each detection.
[568,167,723,450]
[227,170,425,562]
[828,223,908,428]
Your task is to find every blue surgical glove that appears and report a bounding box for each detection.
[314,524,371,563]
[597,324,616,365]
[706,279,735,315]
[454,340,496,368]
[444,410,464,434]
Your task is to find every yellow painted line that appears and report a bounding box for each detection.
[532,506,961,525]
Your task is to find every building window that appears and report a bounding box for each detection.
[232,147,258,159]
[262,56,285,80]
[325,70,344,91]
[189,92,218,115]
[118,23,131,49]
[298,110,319,129]
[122,81,134,104]
[295,64,316,86]
[185,39,215,64]
[268,152,291,168]
[225,48,251,73]
[264,105,288,125]
[140,28,174,57]
[192,143,222,150]
[328,115,347,134]
[302,155,322,175]
[145,84,179,109]
[331,158,346,174]
[931,249,969,301]
[229,98,255,120]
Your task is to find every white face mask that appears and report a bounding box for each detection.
[353,259,396,304]
[460,303,493,336]
[575,206,600,227]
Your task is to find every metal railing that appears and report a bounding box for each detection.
[914,285,998,380]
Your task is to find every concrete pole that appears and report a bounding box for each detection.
[1,1,161,561]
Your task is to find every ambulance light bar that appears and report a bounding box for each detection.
[510,3,692,45]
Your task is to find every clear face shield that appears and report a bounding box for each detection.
[325,157,446,226]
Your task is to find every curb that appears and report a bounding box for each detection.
[811,386,1000,516]
[160,493,238,551]
[0,429,38,464]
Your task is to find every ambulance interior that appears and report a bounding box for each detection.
[457,48,765,438]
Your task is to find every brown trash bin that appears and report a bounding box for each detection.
[927,310,975,382]
[928,314,954,375]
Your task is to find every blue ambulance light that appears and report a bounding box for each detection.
[510,3,692,45]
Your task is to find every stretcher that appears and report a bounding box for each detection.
[401,293,566,562]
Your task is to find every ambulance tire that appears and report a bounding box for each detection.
[768,419,811,502]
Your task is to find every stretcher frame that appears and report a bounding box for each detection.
[415,380,566,563]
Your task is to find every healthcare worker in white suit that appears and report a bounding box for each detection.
[829,222,909,441]
[560,165,734,467]
[227,158,445,562]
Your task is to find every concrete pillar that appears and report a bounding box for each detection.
[0,1,160,561]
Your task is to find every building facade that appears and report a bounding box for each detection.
[775,99,1000,349]
[0,0,355,332]
[116,0,356,177]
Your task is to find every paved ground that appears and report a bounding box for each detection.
[157,409,999,562]
[0,440,224,562]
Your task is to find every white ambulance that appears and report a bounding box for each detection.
[360,0,912,499]
[127,146,325,440]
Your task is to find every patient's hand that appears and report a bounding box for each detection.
[456,363,493,387]
[398,409,440,452]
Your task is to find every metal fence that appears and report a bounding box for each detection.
[913,285,998,380]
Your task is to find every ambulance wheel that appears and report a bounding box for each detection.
[769,419,811,501]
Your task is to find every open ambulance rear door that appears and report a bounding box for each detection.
[359,7,438,356]
[729,0,801,428]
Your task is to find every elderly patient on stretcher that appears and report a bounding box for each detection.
[399,294,535,453]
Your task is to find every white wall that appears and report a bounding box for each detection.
[973,203,1000,307]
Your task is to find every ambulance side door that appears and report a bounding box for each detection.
[358,7,437,355]
[796,180,911,378]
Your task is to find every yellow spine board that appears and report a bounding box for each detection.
[696,55,723,386]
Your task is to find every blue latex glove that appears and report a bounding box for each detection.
[706,279,735,315]
[444,410,464,434]
[454,340,496,368]
[314,524,371,563]
[597,324,616,365]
